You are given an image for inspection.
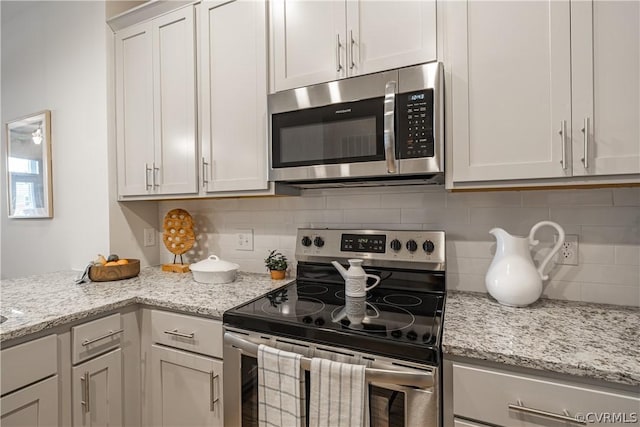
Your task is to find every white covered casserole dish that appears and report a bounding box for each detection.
[190,255,239,284]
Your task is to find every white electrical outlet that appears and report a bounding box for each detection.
[556,234,578,265]
[235,229,254,251]
[143,228,156,247]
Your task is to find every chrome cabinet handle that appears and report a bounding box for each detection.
[82,329,124,347]
[145,164,152,190]
[80,371,90,413]
[210,371,220,412]
[509,400,586,425]
[559,120,567,170]
[349,30,356,70]
[202,157,209,188]
[581,117,589,169]
[336,34,343,72]
[152,163,160,188]
[164,329,195,339]
[384,81,397,173]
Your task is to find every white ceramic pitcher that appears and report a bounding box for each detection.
[485,221,565,307]
[332,259,381,297]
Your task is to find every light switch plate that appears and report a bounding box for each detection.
[144,228,156,247]
[235,229,254,251]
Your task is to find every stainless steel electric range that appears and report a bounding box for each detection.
[223,228,446,427]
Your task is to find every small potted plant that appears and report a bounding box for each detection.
[265,250,288,280]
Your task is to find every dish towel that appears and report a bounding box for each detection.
[308,358,368,427]
[257,344,305,427]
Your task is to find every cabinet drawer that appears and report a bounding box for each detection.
[72,313,123,364]
[1,335,57,395]
[452,363,639,427]
[151,310,222,358]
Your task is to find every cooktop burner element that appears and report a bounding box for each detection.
[224,228,446,365]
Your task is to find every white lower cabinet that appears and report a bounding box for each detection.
[150,344,223,427]
[1,375,59,427]
[71,349,123,427]
[449,361,639,427]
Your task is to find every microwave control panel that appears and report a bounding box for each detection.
[396,89,434,159]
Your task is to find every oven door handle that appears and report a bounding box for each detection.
[224,332,434,389]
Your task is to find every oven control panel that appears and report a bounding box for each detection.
[296,228,445,270]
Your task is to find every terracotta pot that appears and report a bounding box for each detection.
[270,270,286,280]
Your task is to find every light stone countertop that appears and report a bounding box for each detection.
[443,291,640,387]
[0,267,291,343]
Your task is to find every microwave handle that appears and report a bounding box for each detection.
[383,81,397,174]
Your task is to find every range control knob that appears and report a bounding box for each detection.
[390,239,402,251]
[301,236,312,247]
[406,239,418,252]
[423,240,435,253]
[406,330,418,341]
[313,236,325,248]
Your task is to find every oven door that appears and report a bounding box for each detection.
[223,330,439,427]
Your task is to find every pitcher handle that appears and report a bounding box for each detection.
[364,274,381,291]
[528,221,565,280]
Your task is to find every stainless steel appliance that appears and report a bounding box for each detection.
[224,228,446,427]
[268,62,444,188]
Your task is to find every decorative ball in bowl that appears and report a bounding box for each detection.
[89,259,140,282]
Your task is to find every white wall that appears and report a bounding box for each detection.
[1,1,110,278]
[0,1,160,278]
[159,186,640,307]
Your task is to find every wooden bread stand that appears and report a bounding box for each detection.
[161,209,196,273]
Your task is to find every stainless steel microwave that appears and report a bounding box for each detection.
[268,62,443,187]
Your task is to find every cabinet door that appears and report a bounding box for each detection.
[1,376,58,427]
[115,22,154,196]
[150,345,223,427]
[72,349,123,427]
[200,0,269,192]
[152,7,198,195]
[448,1,572,182]
[346,0,436,77]
[271,0,346,91]
[571,0,640,176]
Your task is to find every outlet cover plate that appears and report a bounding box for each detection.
[556,234,578,265]
[235,229,254,251]
[144,228,156,247]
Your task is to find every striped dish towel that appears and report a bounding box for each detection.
[309,358,367,427]
[258,344,305,427]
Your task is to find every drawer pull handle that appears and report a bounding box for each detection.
[82,329,124,346]
[164,329,195,339]
[80,371,90,413]
[210,371,220,412]
[508,400,586,425]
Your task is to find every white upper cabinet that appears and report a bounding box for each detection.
[270,0,436,92]
[448,0,572,182]
[115,6,197,197]
[570,0,640,176]
[447,0,639,185]
[200,0,269,192]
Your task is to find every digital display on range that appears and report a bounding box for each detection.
[340,234,386,253]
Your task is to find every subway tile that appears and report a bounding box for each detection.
[577,243,615,265]
[234,198,282,211]
[447,240,495,259]
[279,196,326,210]
[613,188,640,206]
[552,264,639,286]
[293,210,344,225]
[446,257,492,275]
[343,209,400,224]
[221,210,294,224]
[445,273,487,293]
[447,191,522,208]
[550,207,639,226]
[581,283,640,307]
[361,223,423,231]
[381,192,446,209]
[580,226,640,245]
[614,245,640,266]
[326,194,381,209]
[542,280,582,301]
[522,189,613,207]
[401,207,469,225]
[469,208,550,234]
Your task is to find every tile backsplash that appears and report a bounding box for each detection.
[159,186,639,307]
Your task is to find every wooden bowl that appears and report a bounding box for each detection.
[89,259,140,282]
